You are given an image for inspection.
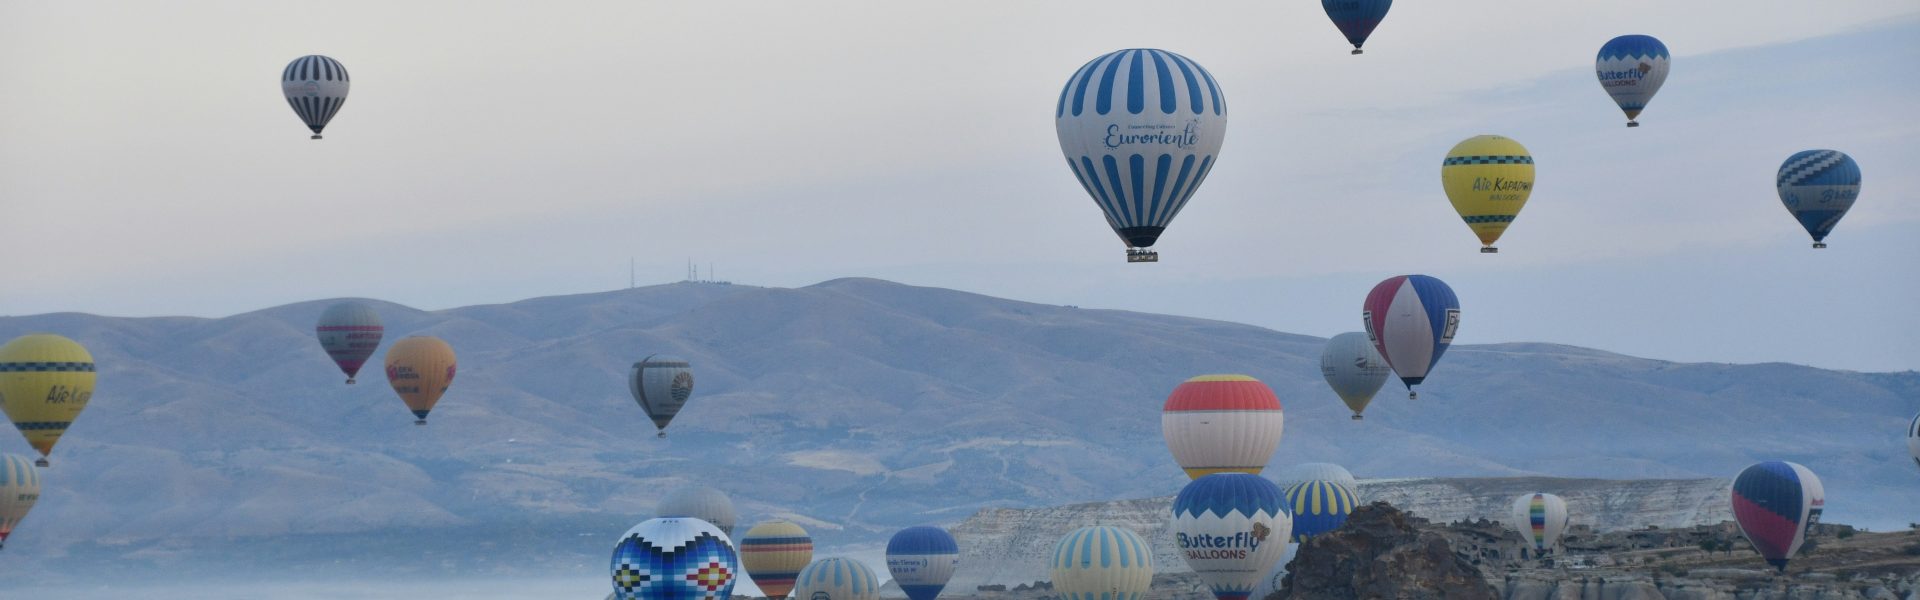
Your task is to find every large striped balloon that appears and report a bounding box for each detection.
[1506,493,1570,554]
[384,336,456,425]
[1777,150,1862,248]
[792,557,880,600]
[1732,461,1825,572]
[1441,135,1535,253]
[1321,0,1393,54]
[739,521,812,600]
[631,355,695,437]
[1172,473,1292,600]
[1320,333,1391,420]
[887,526,959,600]
[1051,526,1153,600]
[1908,413,1919,473]
[1595,35,1670,127]
[0,453,40,549]
[0,334,97,466]
[611,517,739,600]
[315,301,384,384]
[1163,375,1285,479]
[1056,49,1227,262]
[658,485,736,538]
[282,55,350,139]
[1284,481,1356,542]
[1362,275,1460,399]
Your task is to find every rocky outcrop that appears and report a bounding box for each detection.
[1279,502,1496,600]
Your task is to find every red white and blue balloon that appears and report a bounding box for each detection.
[1731,461,1824,573]
[1056,49,1227,259]
[1172,473,1292,600]
[1595,35,1670,127]
[1362,275,1460,398]
[1777,150,1862,248]
[611,517,740,600]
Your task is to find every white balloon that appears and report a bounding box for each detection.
[1507,493,1570,554]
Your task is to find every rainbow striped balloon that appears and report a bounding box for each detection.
[739,521,812,600]
[1506,493,1569,553]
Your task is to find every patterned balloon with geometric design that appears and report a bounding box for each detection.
[611,517,739,600]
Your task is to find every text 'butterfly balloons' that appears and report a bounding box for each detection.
[1172,473,1292,600]
[1595,35,1670,127]
[1777,150,1861,248]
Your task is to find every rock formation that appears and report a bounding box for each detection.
[1278,501,1496,600]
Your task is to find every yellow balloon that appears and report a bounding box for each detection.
[0,334,97,466]
[384,336,456,425]
[1441,135,1535,253]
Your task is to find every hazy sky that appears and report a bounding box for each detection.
[2,2,1916,371]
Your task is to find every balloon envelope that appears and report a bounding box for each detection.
[1909,413,1919,473]
[1507,493,1570,553]
[1051,526,1153,600]
[740,521,812,600]
[1319,333,1391,419]
[1777,150,1861,247]
[1441,135,1535,252]
[0,334,97,464]
[631,355,695,436]
[384,336,455,424]
[1056,49,1228,257]
[611,517,739,600]
[1284,481,1356,542]
[315,301,383,384]
[1273,463,1358,493]
[1172,473,1292,600]
[1247,543,1298,600]
[793,557,881,600]
[1321,0,1392,53]
[0,453,40,549]
[659,485,737,538]
[1595,35,1670,126]
[282,55,349,139]
[1163,375,1284,479]
[1363,275,1460,396]
[1732,461,1824,572]
[887,526,959,600]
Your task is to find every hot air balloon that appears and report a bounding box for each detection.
[1051,526,1153,600]
[611,517,739,600]
[1732,461,1824,573]
[1908,413,1919,473]
[1246,543,1298,600]
[1320,333,1391,420]
[658,485,736,538]
[793,557,880,600]
[739,521,813,600]
[282,55,349,140]
[1173,473,1292,600]
[888,526,959,600]
[1056,49,1228,263]
[631,355,695,437]
[1595,35,1670,127]
[1363,275,1460,399]
[1441,135,1535,253]
[0,334,97,467]
[1777,150,1861,248]
[0,453,40,549]
[1284,480,1356,542]
[384,336,455,425]
[1322,0,1392,54]
[1163,375,1284,479]
[1507,493,1570,557]
[315,301,383,384]
[1273,463,1359,493]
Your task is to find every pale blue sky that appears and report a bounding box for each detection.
[1,2,1915,371]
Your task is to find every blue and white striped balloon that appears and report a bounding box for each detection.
[281,55,350,140]
[1595,35,1670,127]
[792,557,881,600]
[1776,150,1861,248]
[1056,49,1227,261]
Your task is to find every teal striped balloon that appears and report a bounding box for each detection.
[793,557,880,600]
[1050,526,1153,600]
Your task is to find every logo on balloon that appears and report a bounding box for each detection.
[1176,522,1271,560]
[1103,121,1202,150]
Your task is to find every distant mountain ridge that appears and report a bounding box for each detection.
[0,278,1911,585]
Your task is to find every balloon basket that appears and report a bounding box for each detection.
[345,378,356,385]
[34,458,48,467]
[1812,242,1827,249]
[1351,48,1363,55]
[1480,247,1498,254]
[1351,414,1364,421]
[414,419,427,426]
[1408,390,1418,400]
[656,431,668,439]
[1126,249,1159,263]
[311,135,323,140]
[1626,121,1639,128]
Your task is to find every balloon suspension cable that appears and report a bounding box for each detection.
[1126,248,1159,263]
[1480,246,1498,254]
[1812,242,1827,249]
[35,457,49,467]
[1626,121,1639,128]
[414,419,427,426]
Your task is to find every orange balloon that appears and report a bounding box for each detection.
[384,336,456,425]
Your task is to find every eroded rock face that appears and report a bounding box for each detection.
[1278,502,1496,600]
